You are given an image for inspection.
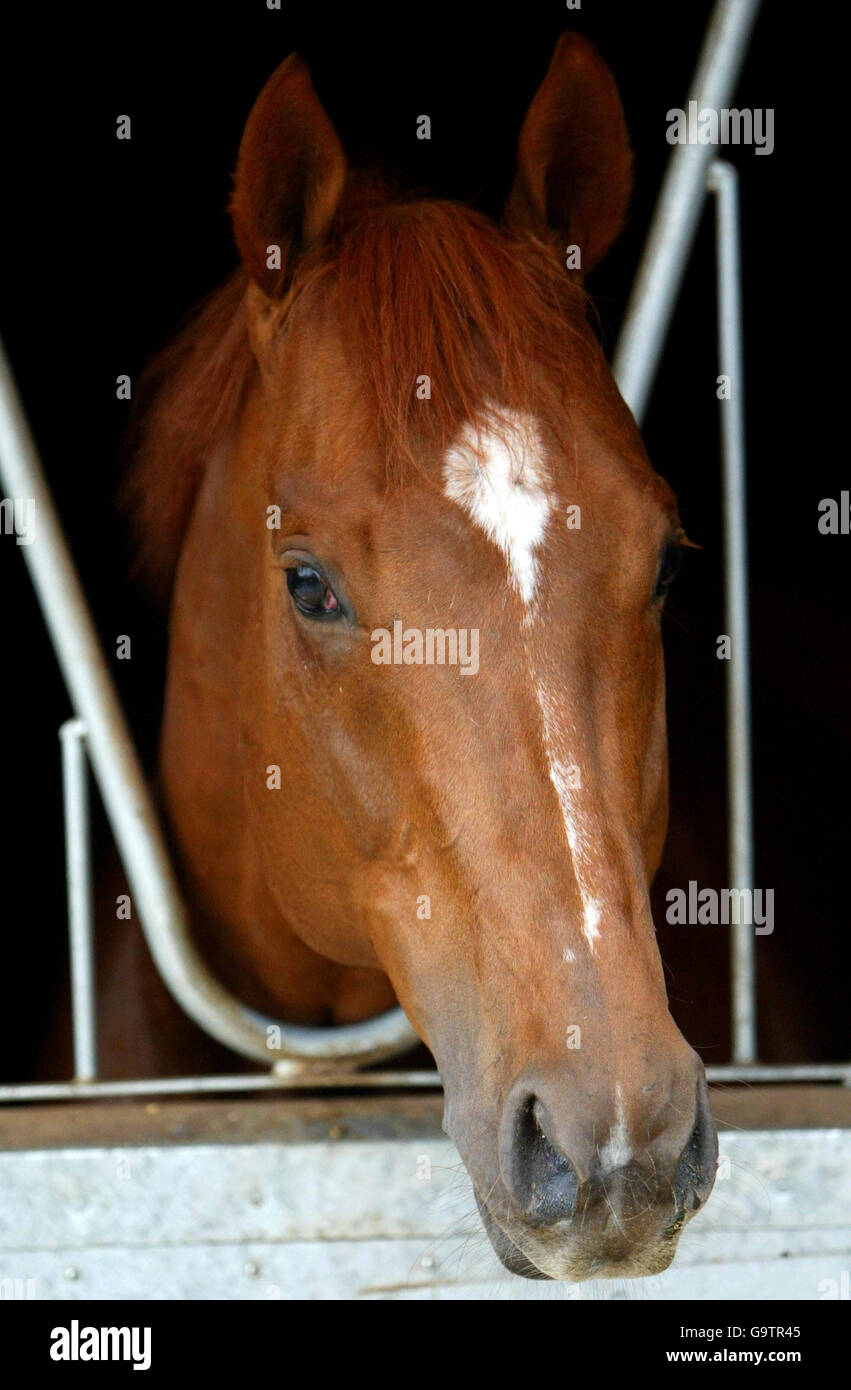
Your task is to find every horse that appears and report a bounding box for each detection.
[120,31,718,1282]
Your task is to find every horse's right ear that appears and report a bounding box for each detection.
[230,54,347,299]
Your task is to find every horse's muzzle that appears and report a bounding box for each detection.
[475,1061,718,1281]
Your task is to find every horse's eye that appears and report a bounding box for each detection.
[653,542,684,602]
[286,563,341,618]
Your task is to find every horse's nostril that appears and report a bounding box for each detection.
[505,1095,580,1225]
[673,1078,719,1212]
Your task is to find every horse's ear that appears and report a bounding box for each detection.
[505,32,631,274]
[231,54,346,298]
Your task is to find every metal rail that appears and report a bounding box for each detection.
[613,0,766,1067]
[613,0,762,426]
[709,161,756,1064]
[59,719,98,1081]
[1,1062,849,1106]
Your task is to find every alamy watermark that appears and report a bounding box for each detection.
[818,492,851,534]
[666,102,774,156]
[371,621,479,675]
[666,881,774,935]
[0,496,35,545]
[50,1321,151,1370]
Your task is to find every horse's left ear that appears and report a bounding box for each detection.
[231,53,347,299]
[505,31,631,274]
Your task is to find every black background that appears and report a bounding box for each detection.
[1,1,846,1081]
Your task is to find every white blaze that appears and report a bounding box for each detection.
[443,408,552,606]
[599,1083,633,1171]
[442,406,605,953]
[536,683,604,950]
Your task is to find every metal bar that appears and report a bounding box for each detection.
[59,719,98,1081]
[0,337,418,1069]
[709,160,756,1065]
[613,0,762,424]
[0,1072,444,1102]
[706,1065,851,1085]
[1,1063,850,1106]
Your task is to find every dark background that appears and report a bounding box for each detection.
[1,1,846,1081]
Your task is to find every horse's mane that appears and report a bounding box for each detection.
[123,176,595,599]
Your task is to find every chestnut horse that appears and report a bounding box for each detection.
[122,32,717,1281]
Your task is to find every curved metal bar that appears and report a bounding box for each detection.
[0,338,419,1068]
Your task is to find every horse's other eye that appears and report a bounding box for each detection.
[653,541,684,602]
[286,563,341,618]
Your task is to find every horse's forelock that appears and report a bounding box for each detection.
[290,187,594,481]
